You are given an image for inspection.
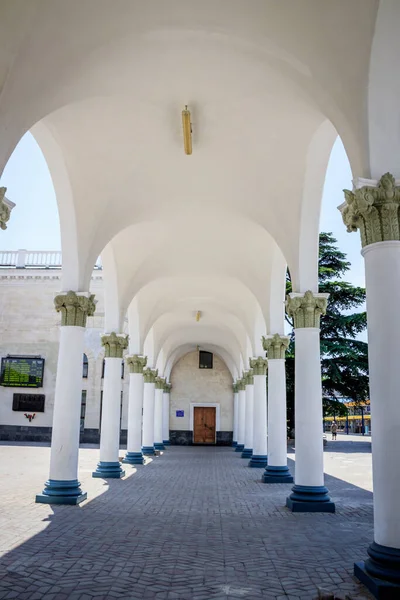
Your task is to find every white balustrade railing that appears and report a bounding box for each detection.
[0,250,102,270]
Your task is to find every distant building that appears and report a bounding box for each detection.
[324,400,371,435]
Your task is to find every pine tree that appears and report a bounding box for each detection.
[286,232,369,428]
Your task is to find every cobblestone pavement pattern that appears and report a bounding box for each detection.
[0,436,374,599]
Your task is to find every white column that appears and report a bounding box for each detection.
[285,292,334,512]
[242,371,254,457]
[154,377,165,450]
[36,291,95,505]
[142,368,157,455]
[339,174,400,585]
[235,378,246,451]
[93,332,128,478]
[162,383,171,445]
[364,242,400,550]
[123,355,147,465]
[248,357,268,467]
[262,335,293,483]
[232,384,239,447]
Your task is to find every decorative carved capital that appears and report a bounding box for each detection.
[101,332,128,358]
[237,378,246,391]
[286,291,328,329]
[340,172,400,247]
[249,357,268,376]
[143,367,158,384]
[163,382,172,393]
[245,369,254,385]
[126,354,147,374]
[232,382,239,394]
[54,291,96,327]
[155,376,166,390]
[0,187,11,230]
[262,334,290,360]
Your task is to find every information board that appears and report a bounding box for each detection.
[0,356,45,388]
[12,393,45,412]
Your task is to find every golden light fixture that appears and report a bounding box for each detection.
[196,311,201,322]
[182,105,192,155]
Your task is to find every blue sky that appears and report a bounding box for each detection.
[0,132,365,288]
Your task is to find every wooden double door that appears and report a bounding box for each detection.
[193,406,216,444]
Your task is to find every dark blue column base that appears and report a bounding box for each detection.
[35,479,87,505]
[241,448,253,458]
[248,455,268,468]
[142,445,155,456]
[92,462,125,479]
[154,442,165,450]
[163,440,171,446]
[262,465,293,484]
[232,441,238,448]
[286,485,335,513]
[235,444,244,453]
[122,452,144,465]
[353,542,400,598]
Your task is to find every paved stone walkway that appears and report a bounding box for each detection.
[0,440,374,599]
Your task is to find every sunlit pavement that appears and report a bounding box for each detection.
[0,441,373,599]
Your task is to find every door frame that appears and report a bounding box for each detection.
[189,403,220,437]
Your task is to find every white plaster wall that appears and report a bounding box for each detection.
[170,351,233,431]
[0,270,107,431]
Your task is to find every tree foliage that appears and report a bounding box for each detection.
[286,232,369,427]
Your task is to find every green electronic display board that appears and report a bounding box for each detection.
[0,356,45,388]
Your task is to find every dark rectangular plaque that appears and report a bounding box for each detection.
[176,410,184,417]
[12,393,45,412]
[0,356,45,388]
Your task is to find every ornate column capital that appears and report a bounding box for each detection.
[339,172,400,247]
[244,370,254,385]
[249,357,268,376]
[233,382,239,393]
[155,376,166,390]
[101,332,128,358]
[286,291,328,329]
[0,187,14,230]
[262,334,290,359]
[54,291,96,327]
[237,378,246,391]
[126,354,147,373]
[163,382,172,393]
[143,367,158,384]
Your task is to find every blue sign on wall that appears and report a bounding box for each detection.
[176,410,184,417]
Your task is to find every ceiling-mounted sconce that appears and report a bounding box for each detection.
[182,105,192,155]
[196,311,201,322]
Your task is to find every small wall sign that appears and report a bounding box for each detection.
[176,410,184,417]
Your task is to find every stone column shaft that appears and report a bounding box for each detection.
[262,334,293,484]
[36,291,96,505]
[340,173,400,591]
[232,383,239,448]
[248,357,268,468]
[93,332,128,478]
[285,292,334,512]
[162,383,171,445]
[142,368,157,455]
[242,370,254,459]
[154,377,165,450]
[123,355,147,465]
[235,378,246,452]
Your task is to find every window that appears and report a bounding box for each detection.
[101,359,105,379]
[99,390,103,430]
[80,390,87,432]
[121,361,125,379]
[199,351,213,369]
[82,354,88,378]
